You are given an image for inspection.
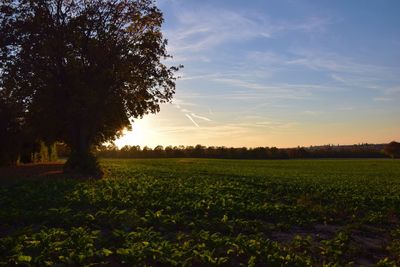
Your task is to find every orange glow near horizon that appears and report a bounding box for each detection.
[114,120,148,149]
[113,107,400,149]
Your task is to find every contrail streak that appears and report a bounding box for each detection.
[191,113,211,121]
[185,114,200,127]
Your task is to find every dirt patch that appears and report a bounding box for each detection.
[350,226,391,265]
[271,224,342,243]
[270,223,392,266]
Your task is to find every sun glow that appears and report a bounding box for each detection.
[114,119,149,148]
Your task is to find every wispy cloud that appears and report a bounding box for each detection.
[166,7,332,60]
[116,1,400,149]
[212,78,338,100]
[373,97,392,102]
[154,120,298,138]
[336,107,354,111]
[302,110,322,116]
[172,98,197,107]
[330,74,346,83]
[373,86,400,101]
[255,121,298,129]
[287,51,400,81]
[167,10,271,54]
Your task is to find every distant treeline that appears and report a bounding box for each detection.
[55,143,400,159]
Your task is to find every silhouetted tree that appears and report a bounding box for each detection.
[384,141,400,159]
[0,0,180,176]
[95,143,387,159]
[0,91,23,165]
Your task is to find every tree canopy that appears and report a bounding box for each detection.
[384,141,400,159]
[0,0,180,175]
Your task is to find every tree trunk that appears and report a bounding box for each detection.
[63,127,103,178]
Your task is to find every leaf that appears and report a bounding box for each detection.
[102,248,113,257]
[116,248,130,255]
[17,255,32,263]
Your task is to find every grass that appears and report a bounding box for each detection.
[0,158,400,266]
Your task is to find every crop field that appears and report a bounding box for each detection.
[0,159,400,266]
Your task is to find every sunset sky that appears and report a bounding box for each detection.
[116,0,400,148]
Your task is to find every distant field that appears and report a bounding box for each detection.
[1,159,400,266]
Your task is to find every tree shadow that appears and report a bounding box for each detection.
[0,162,94,182]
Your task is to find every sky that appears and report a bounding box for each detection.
[115,0,400,149]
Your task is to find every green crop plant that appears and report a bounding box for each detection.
[0,159,399,265]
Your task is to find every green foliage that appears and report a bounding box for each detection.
[32,142,58,163]
[0,0,181,174]
[384,141,400,159]
[0,159,399,265]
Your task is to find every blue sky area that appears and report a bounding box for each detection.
[116,0,400,148]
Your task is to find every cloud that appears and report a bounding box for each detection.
[302,110,321,116]
[385,86,400,95]
[281,50,400,97]
[330,74,346,83]
[155,120,296,138]
[212,78,336,100]
[336,107,354,111]
[178,73,223,81]
[172,98,197,106]
[254,121,298,129]
[372,85,400,101]
[165,7,332,61]
[373,97,392,102]
[246,51,289,65]
[167,10,272,54]
[287,51,399,80]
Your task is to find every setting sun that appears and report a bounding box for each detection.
[114,119,149,148]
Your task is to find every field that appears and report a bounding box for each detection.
[1,159,400,266]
